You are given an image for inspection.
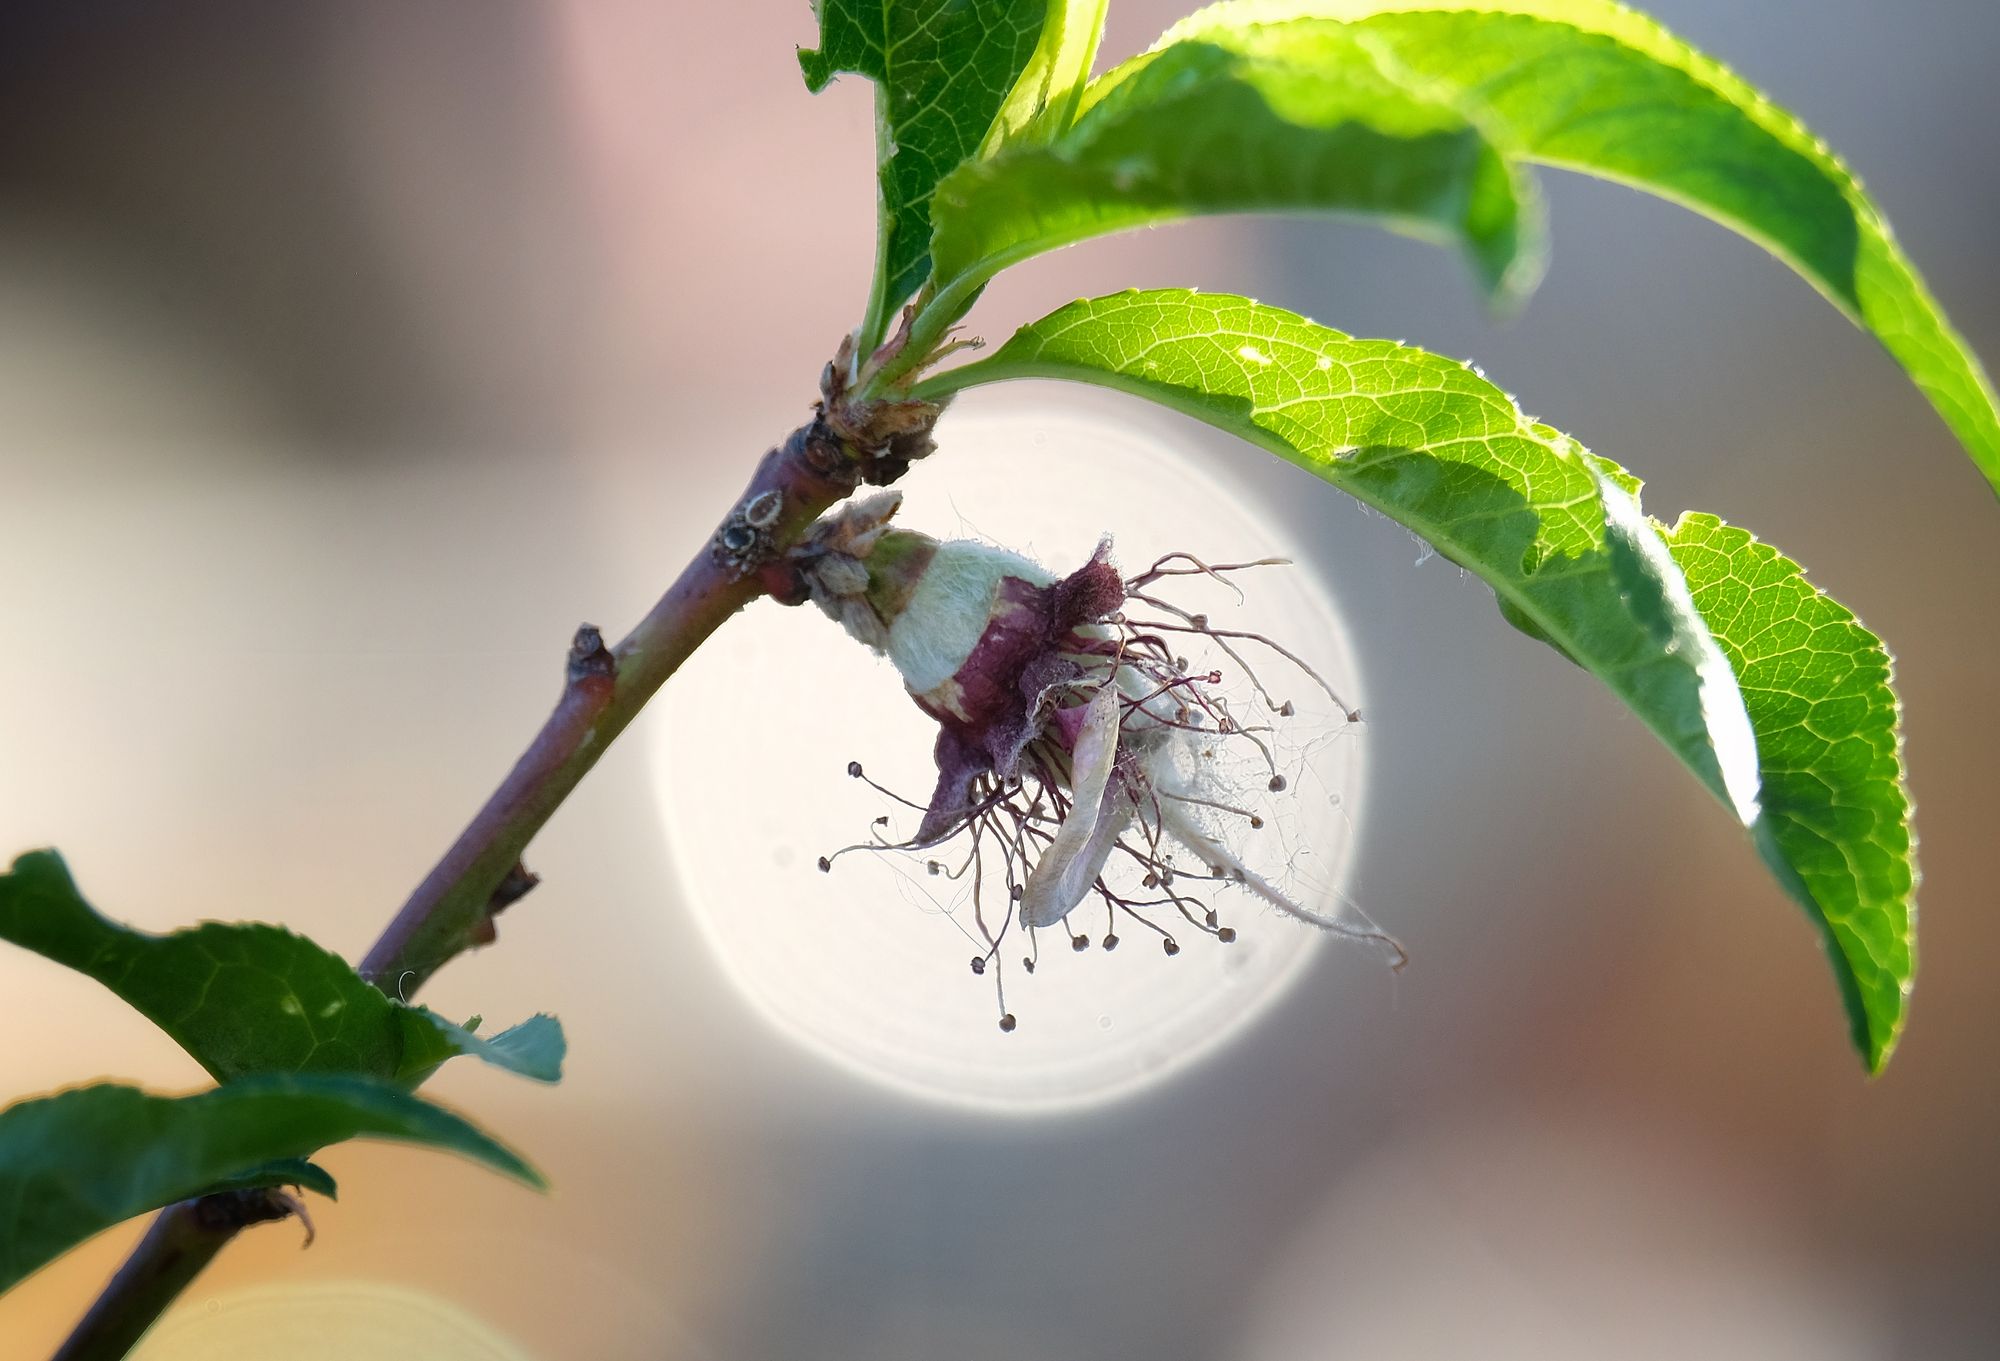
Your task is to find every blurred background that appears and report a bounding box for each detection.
[2,1,1997,1357]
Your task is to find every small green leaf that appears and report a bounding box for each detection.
[930,21,1538,323]
[406,1013,565,1086]
[0,852,564,1085]
[799,0,1052,338]
[920,289,1910,1068]
[1154,1,1999,492]
[0,1075,541,1294]
[1662,514,1914,1072]
[192,1158,338,1202]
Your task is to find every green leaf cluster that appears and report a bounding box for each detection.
[0,852,562,1294]
[800,0,1985,1068]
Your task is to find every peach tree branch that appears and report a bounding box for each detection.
[50,366,940,1361]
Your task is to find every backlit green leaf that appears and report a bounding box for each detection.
[1662,514,1914,1071]
[1151,1,1999,492]
[919,288,1910,1068]
[0,851,564,1085]
[929,20,1539,325]
[984,0,1109,152]
[0,1075,540,1294]
[799,0,1050,337]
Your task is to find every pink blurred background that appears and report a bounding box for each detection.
[2,2,1997,1357]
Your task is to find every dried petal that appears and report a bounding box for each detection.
[914,726,987,847]
[1020,685,1128,929]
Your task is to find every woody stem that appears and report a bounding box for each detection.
[51,411,875,1361]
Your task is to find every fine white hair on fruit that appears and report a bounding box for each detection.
[886,540,1052,693]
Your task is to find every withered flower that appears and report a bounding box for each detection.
[794,493,1402,1028]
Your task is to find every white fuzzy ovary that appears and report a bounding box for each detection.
[885,540,1053,694]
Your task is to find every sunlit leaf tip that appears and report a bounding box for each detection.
[1661,512,1916,1072]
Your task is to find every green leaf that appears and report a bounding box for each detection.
[1590,459,1762,826]
[1661,514,1914,1072]
[0,1075,541,1294]
[1153,1,2000,492]
[799,0,1052,338]
[192,1158,338,1201]
[984,1,1109,152]
[928,20,1539,324]
[411,1012,566,1085]
[918,289,1910,1069]
[0,851,565,1086]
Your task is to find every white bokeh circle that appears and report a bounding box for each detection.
[652,395,1369,1112]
